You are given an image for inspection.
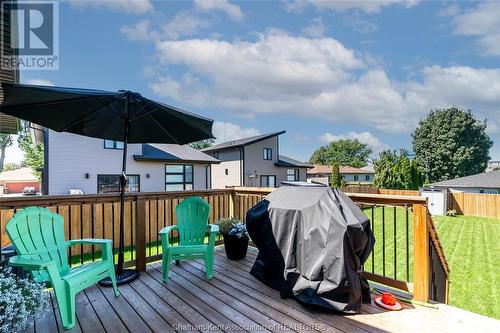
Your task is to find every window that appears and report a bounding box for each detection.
[260,175,276,187]
[104,140,124,149]
[483,190,498,194]
[97,175,139,193]
[263,148,272,160]
[165,164,193,191]
[286,169,299,181]
[354,175,359,181]
[365,175,370,181]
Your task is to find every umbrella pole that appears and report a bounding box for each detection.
[99,94,139,286]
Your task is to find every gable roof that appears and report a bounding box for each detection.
[427,170,500,189]
[307,165,374,175]
[202,131,286,152]
[133,144,219,164]
[275,155,312,168]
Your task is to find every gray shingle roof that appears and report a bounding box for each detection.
[427,170,500,188]
[134,144,219,163]
[275,155,312,168]
[202,131,286,152]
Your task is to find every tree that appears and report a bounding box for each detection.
[0,134,13,171]
[188,138,215,150]
[17,122,44,180]
[374,150,423,190]
[330,162,342,188]
[412,107,493,183]
[3,162,24,171]
[309,139,372,168]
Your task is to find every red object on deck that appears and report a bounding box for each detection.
[375,293,403,311]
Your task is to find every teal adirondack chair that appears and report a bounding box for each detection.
[159,196,218,282]
[6,206,119,329]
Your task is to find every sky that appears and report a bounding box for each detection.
[8,0,500,164]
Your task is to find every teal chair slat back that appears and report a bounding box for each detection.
[6,206,69,281]
[176,196,210,245]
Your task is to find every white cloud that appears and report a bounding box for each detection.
[285,0,419,14]
[212,121,261,143]
[194,0,244,22]
[69,0,153,14]
[437,4,460,17]
[121,19,156,41]
[24,78,54,86]
[302,17,326,38]
[148,30,500,134]
[450,2,500,56]
[343,12,378,34]
[121,13,209,42]
[319,131,389,154]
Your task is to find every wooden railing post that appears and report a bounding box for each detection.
[413,203,430,302]
[135,199,147,272]
[232,191,240,220]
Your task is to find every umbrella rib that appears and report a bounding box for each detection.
[149,114,179,144]
[129,100,152,121]
[61,97,122,131]
[0,95,109,110]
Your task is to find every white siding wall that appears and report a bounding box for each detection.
[47,131,209,195]
[210,149,241,189]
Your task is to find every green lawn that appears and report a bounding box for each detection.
[433,214,500,319]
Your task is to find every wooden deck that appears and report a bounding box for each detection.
[27,247,499,333]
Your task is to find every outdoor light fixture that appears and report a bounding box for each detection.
[146,173,150,178]
[85,173,89,179]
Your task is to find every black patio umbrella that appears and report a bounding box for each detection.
[0,83,214,284]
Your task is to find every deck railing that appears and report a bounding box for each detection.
[0,187,449,303]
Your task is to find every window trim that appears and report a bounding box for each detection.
[103,140,124,150]
[263,148,272,160]
[260,175,276,188]
[165,164,194,191]
[97,174,140,193]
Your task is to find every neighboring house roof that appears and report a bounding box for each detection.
[202,131,286,152]
[307,165,374,175]
[427,170,500,189]
[133,144,220,164]
[275,155,312,168]
[0,167,38,182]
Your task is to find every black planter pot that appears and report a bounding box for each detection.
[223,234,249,260]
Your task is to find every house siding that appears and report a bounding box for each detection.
[47,131,210,195]
[210,149,242,189]
[243,136,279,186]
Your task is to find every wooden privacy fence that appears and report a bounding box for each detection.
[340,186,420,196]
[0,187,448,303]
[448,192,500,219]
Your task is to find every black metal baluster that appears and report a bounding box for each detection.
[371,204,375,273]
[382,206,386,276]
[406,204,410,282]
[148,201,151,257]
[91,204,95,262]
[393,206,397,280]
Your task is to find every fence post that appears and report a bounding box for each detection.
[413,203,429,302]
[135,199,147,272]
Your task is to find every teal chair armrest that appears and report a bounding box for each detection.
[9,255,56,270]
[66,239,113,260]
[159,225,179,247]
[66,238,112,246]
[208,224,219,246]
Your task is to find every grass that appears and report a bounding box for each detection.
[432,214,500,319]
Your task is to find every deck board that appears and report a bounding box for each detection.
[29,246,499,333]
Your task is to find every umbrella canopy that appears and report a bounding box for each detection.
[0,82,215,284]
[0,83,214,144]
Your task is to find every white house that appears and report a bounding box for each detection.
[40,130,219,195]
[307,165,374,186]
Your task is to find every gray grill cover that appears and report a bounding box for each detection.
[247,186,374,313]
